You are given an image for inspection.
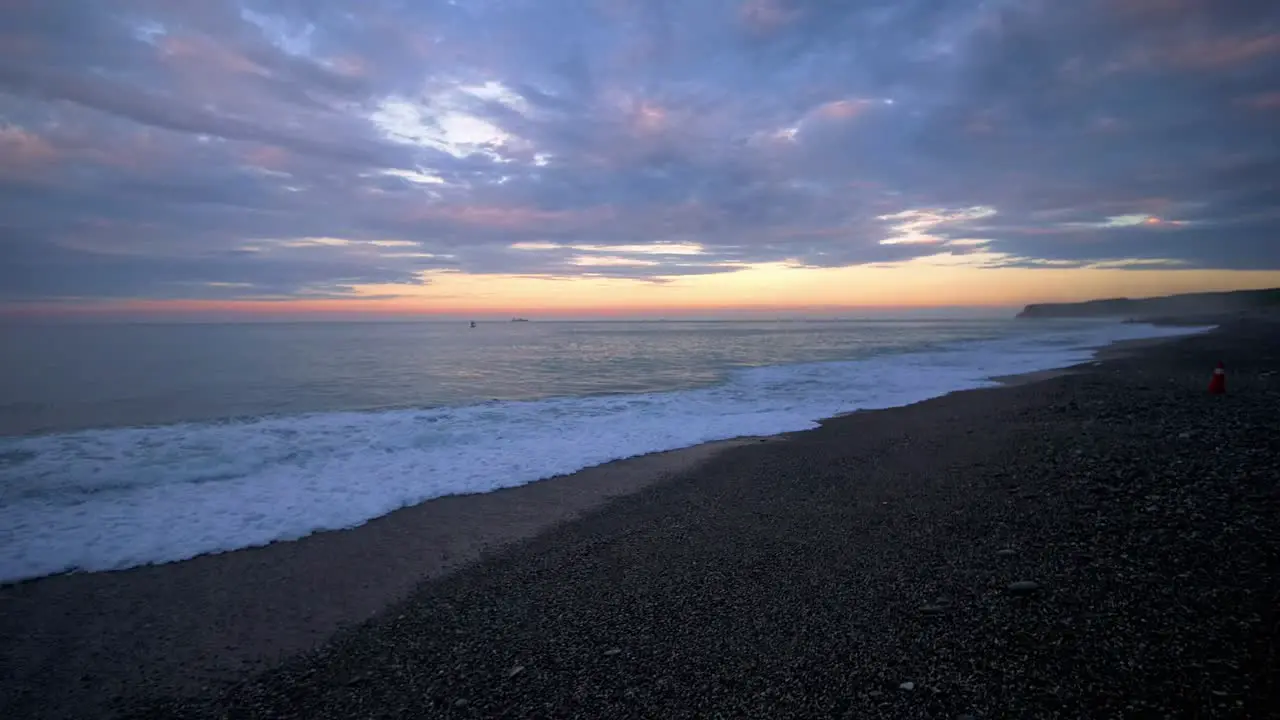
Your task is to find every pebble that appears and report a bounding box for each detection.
[603,648,622,656]
[996,548,1017,557]
[507,665,525,679]
[899,681,915,691]
[1006,580,1041,595]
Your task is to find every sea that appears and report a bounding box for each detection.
[0,317,1209,583]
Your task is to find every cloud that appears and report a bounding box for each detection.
[740,0,802,35]
[1238,91,1280,110]
[877,206,997,245]
[0,124,56,177]
[0,0,1277,304]
[0,232,437,301]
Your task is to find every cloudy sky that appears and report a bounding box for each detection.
[1,0,1278,317]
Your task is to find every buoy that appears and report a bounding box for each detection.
[1208,361,1226,395]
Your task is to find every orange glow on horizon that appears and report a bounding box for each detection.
[5,262,1279,319]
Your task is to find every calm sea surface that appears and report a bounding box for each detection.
[1,318,1075,436]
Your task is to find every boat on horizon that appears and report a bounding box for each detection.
[510,317,530,322]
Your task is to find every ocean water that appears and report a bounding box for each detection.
[0,318,1208,583]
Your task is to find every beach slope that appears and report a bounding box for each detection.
[4,318,1278,719]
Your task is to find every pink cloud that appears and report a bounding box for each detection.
[407,205,616,231]
[1114,33,1280,72]
[573,91,743,170]
[591,0,633,21]
[1126,197,1178,215]
[740,0,800,34]
[325,56,369,79]
[153,35,271,117]
[813,99,873,121]
[0,32,39,59]
[964,110,998,135]
[1109,0,1204,15]
[1090,116,1125,133]
[0,126,56,176]
[39,118,174,172]
[628,101,667,134]
[147,31,358,146]
[92,130,176,171]
[775,226,856,239]
[160,35,264,76]
[642,201,725,234]
[1237,91,1280,110]
[1170,33,1280,69]
[243,145,292,172]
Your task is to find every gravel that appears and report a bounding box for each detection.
[108,316,1280,718]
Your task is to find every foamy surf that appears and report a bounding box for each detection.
[0,322,1209,583]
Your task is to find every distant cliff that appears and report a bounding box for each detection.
[1017,288,1280,319]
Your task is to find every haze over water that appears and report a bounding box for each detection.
[4,317,1073,436]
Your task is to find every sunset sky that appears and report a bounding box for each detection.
[1,0,1278,319]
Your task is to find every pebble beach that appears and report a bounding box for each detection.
[3,317,1277,719]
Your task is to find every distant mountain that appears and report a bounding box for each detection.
[1016,288,1280,320]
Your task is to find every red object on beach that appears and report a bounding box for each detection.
[1208,362,1226,395]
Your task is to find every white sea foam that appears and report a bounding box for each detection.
[0,322,1209,583]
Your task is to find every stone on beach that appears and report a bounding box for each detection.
[1006,580,1041,595]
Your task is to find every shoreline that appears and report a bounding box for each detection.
[0,320,1260,719]
[136,314,1278,718]
[1,322,1205,586]
[0,436,766,718]
[2,326,1196,586]
[990,333,1206,387]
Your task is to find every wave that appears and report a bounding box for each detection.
[0,322,1209,583]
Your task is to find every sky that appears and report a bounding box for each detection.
[1,0,1278,319]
